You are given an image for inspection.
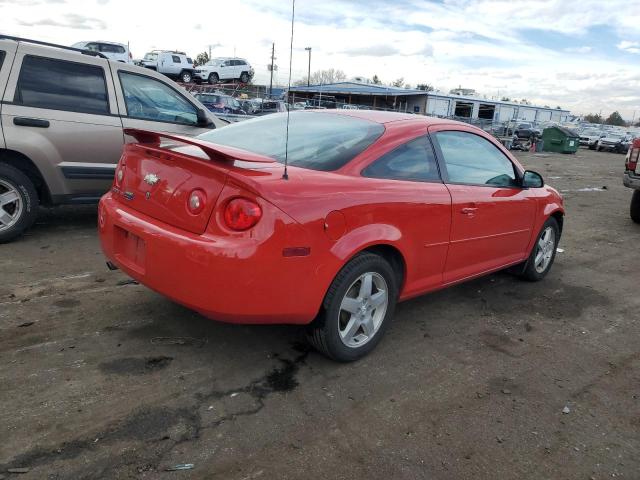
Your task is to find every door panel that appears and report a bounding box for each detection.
[444,184,535,282]
[429,127,536,283]
[1,46,123,199]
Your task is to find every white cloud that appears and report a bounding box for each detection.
[617,40,640,54]
[564,46,592,54]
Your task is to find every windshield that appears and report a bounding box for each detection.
[608,134,624,140]
[198,112,384,171]
[144,52,158,60]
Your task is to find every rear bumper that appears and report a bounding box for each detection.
[98,193,322,324]
[623,172,640,189]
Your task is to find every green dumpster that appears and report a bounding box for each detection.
[542,126,580,154]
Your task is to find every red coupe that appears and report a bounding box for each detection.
[98,110,564,361]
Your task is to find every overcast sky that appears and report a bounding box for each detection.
[2,0,640,119]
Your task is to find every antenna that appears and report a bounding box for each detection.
[282,0,295,180]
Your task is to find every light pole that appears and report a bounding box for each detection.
[304,47,311,87]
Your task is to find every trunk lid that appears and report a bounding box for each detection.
[115,129,275,234]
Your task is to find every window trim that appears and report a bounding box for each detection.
[431,129,523,189]
[361,134,444,184]
[117,70,201,126]
[0,50,5,70]
[13,54,111,116]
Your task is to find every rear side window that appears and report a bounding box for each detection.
[14,56,109,115]
[434,131,518,187]
[172,55,180,63]
[100,43,126,54]
[198,112,384,171]
[363,136,440,182]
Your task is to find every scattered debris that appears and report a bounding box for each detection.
[562,405,571,414]
[556,248,565,253]
[17,322,34,328]
[165,464,194,471]
[116,279,139,286]
[501,389,512,395]
[230,392,239,398]
[7,468,30,474]
[151,337,207,347]
[496,436,505,443]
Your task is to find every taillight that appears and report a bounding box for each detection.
[187,189,206,215]
[626,139,640,172]
[224,198,262,231]
[115,166,125,187]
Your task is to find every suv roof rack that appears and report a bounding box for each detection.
[0,34,108,59]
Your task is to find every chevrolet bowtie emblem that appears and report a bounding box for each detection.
[144,173,160,186]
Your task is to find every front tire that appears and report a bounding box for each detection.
[630,190,640,224]
[0,163,39,243]
[180,71,192,83]
[519,217,560,281]
[307,253,398,362]
[208,72,219,84]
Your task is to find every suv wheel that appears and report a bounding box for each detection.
[630,190,640,224]
[208,72,219,84]
[307,253,398,362]
[240,72,250,83]
[0,163,39,243]
[180,71,192,83]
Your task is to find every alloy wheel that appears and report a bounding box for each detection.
[534,226,556,273]
[0,180,23,233]
[338,272,389,348]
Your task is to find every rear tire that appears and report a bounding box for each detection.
[519,217,560,282]
[240,72,250,83]
[208,72,219,84]
[630,190,640,224]
[180,71,192,83]
[307,253,398,362]
[0,163,39,243]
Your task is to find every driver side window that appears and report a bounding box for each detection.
[434,131,518,187]
[119,72,197,125]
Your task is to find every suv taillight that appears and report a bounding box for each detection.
[224,198,262,231]
[626,139,640,172]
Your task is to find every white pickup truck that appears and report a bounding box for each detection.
[623,138,640,223]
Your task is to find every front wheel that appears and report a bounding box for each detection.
[519,217,560,281]
[630,190,640,224]
[307,253,398,362]
[0,163,39,243]
[208,72,219,84]
[180,71,192,83]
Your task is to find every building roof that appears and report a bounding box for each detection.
[288,81,426,97]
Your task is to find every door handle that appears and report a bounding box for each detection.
[461,207,478,215]
[14,117,50,128]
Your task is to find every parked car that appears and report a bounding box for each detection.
[141,50,199,83]
[579,129,604,149]
[514,122,541,139]
[195,57,254,84]
[98,111,564,361]
[193,93,246,115]
[0,35,225,242]
[72,41,132,64]
[597,133,629,153]
[623,138,640,223]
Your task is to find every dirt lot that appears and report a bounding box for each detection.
[1,148,639,480]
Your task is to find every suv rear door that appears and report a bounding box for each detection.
[110,62,220,136]
[1,44,124,202]
[0,39,19,149]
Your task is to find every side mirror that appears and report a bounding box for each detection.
[196,108,210,127]
[522,170,544,188]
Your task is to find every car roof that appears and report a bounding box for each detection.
[310,109,469,127]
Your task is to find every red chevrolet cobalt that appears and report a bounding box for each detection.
[99,111,564,361]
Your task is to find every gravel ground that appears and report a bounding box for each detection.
[1,148,638,480]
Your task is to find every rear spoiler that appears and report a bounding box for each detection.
[123,128,275,164]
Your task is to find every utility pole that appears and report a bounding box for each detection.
[208,45,211,60]
[304,47,312,87]
[269,43,275,97]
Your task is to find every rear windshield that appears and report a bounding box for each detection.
[195,94,222,104]
[144,52,157,60]
[197,112,384,171]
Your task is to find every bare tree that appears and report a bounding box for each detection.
[392,77,404,87]
[194,51,210,66]
[416,83,434,92]
[294,68,347,86]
